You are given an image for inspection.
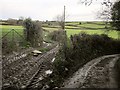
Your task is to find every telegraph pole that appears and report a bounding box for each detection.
[63,5,67,58]
[63,5,65,30]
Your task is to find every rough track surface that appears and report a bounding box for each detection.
[62,54,120,88]
[2,44,59,88]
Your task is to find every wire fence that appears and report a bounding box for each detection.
[2,29,28,55]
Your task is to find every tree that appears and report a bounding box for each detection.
[7,18,17,25]
[56,14,65,30]
[54,6,65,30]
[23,18,43,47]
[80,0,113,6]
[80,0,114,25]
[99,9,111,28]
[17,16,24,25]
[80,0,120,38]
[97,1,112,32]
[111,1,120,38]
[111,1,120,30]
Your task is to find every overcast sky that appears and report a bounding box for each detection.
[0,0,116,21]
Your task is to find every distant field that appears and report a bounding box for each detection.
[65,22,119,39]
[0,25,24,41]
[1,21,120,39]
[66,29,119,39]
[1,25,24,36]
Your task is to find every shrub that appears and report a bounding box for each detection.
[79,22,82,25]
[23,18,43,47]
[2,38,18,55]
[48,30,67,43]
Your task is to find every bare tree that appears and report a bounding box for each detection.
[56,14,65,30]
[17,16,24,25]
[55,6,66,30]
[79,0,114,6]
[111,1,120,38]
[97,2,112,28]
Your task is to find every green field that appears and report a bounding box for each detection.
[66,29,119,39]
[0,25,24,41]
[1,25,24,36]
[65,22,119,39]
[1,21,120,39]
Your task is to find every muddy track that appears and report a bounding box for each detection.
[62,54,120,88]
[2,44,59,88]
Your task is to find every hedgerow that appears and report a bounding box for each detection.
[49,33,120,88]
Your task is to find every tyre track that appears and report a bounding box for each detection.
[62,54,120,88]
